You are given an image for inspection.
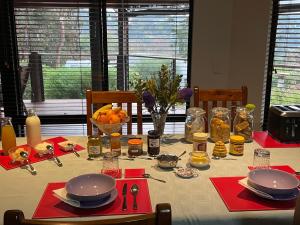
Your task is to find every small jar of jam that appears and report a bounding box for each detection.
[147,130,160,156]
[128,138,143,156]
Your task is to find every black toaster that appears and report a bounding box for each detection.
[267,105,300,143]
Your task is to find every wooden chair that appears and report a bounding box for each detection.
[294,195,300,225]
[4,203,171,225]
[193,86,248,131]
[86,89,143,136]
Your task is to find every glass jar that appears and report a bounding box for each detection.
[229,135,245,156]
[210,107,230,143]
[192,132,208,152]
[87,135,102,158]
[184,107,206,142]
[147,130,160,156]
[101,152,119,178]
[233,106,254,142]
[1,117,16,155]
[110,132,121,156]
[189,151,210,168]
[128,138,143,156]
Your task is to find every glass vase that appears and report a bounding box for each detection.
[151,112,168,137]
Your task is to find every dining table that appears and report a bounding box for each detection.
[0,134,299,225]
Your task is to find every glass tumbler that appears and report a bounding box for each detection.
[253,148,270,169]
[101,152,119,178]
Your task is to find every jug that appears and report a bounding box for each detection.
[1,117,16,155]
[184,107,206,142]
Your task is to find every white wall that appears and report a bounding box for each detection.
[191,0,272,129]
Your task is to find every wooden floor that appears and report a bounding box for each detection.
[24,99,186,136]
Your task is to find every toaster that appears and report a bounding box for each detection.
[267,105,300,143]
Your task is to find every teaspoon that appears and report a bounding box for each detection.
[67,144,80,157]
[143,173,166,183]
[47,145,63,167]
[130,184,139,210]
[20,151,37,175]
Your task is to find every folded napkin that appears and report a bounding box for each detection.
[124,168,145,178]
[53,188,81,208]
[238,177,274,200]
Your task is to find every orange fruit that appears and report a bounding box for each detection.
[109,114,121,124]
[98,114,109,124]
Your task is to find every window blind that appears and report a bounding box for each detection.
[271,0,300,105]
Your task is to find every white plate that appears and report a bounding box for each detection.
[53,188,118,208]
[239,177,299,201]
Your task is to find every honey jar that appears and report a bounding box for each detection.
[192,132,208,152]
[128,138,143,156]
[229,135,245,156]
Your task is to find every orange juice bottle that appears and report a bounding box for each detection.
[1,117,16,155]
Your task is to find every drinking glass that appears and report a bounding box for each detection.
[253,148,270,169]
[101,152,119,178]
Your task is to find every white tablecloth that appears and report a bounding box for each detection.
[0,135,299,225]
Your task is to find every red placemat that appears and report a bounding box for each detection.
[33,179,152,219]
[124,168,145,178]
[210,176,299,212]
[101,169,122,179]
[248,165,296,174]
[253,131,300,148]
[0,137,85,170]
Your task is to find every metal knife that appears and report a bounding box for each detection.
[122,183,127,211]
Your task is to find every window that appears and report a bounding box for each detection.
[0,0,192,136]
[269,0,300,105]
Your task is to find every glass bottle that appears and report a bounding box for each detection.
[184,107,206,142]
[210,107,230,143]
[110,132,121,156]
[26,109,41,146]
[233,106,254,142]
[147,130,160,156]
[87,135,102,158]
[1,117,16,155]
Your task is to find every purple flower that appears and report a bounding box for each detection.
[143,91,155,109]
[179,88,193,102]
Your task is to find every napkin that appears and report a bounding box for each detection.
[238,177,274,200]
[53,188,81,208]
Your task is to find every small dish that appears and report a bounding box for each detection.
[58,141,76,152]
[175,168,198,179]
[34,141,53,156]
[8,146,31,163]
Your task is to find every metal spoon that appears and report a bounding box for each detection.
[143,173,166,183]
[67,143,80,157]
[47,145,63,167]
[130,184,139,210]
[19,151,37,175]
[177,150,187,159]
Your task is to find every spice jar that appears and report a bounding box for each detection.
[110,132,121,156]
[192,132,208,152]
[87,135,102,158]
[210,107,230,143]
[147,130,160,156]
[184,107,206,142]
[233,106,254,142]
[128,138,143,156]
[229,135,245,156]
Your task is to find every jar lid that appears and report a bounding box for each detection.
[103,151,118,158]
[187,107,205,115]
[230,135,245,143]
[111,132,121,137]
[193,132,208,141]
[148,130,159,136]
[128,138,143,145]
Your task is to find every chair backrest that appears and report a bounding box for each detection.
[193,86,248,132]
[294,195,300,225]
[4,203,171,225]
[86,90,143,136]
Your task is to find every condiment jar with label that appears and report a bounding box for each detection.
[128,138,143,156]
[110,132,121,156]
[147,130,160,156]
[192,132,208,152]
[229,135,245,156]
[87,135,102,158]
[233,106,254,142]
[184,107,206,142]
[210,107,230,143]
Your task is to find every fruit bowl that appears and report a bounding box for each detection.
[90,117,129,135]
[8,146,31,164]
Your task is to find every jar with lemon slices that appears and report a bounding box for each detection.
[229,135,245,156]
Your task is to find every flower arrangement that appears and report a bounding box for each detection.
[132,64,193,114]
